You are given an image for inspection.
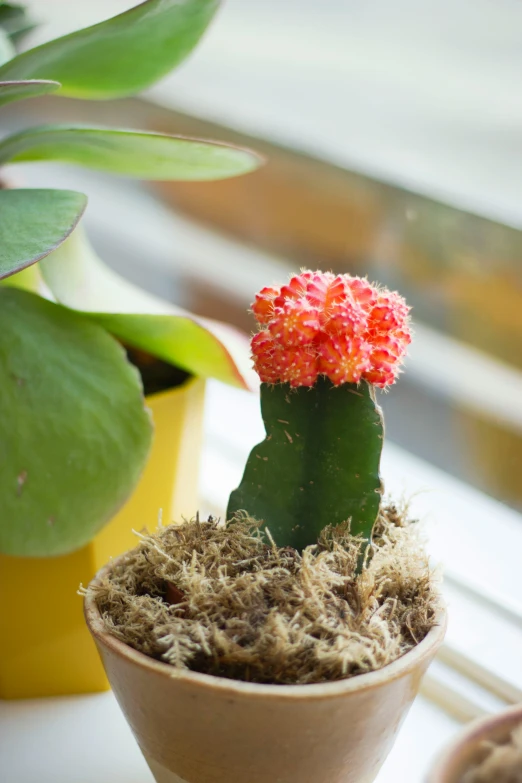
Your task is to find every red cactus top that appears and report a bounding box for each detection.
[250,271,411,388]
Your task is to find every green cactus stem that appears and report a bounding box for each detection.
[227,376,384,552]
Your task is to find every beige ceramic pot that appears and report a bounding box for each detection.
[85,563,446,783]
[428,703,522,783]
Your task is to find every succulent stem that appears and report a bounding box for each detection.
[227,376,384,552]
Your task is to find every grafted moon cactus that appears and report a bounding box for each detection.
[227,270,411,552]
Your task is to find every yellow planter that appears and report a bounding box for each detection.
[0,377,205,699]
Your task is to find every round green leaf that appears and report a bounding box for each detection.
[0,188,87,280]
[0,125,262,180]
[0,79,60,107]
[0,0,219,99]
[0,288,153,557]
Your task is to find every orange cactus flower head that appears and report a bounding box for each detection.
[367,291,410,336]
[273,271,315,308]
[318,334,372,385]
[250,270,411,388]
[280,345,319,388]
[321,297,368,337]
[251,331,287,384]
[251,286,280,325]
[346,276,378,308]
[268,298,321,347]
[306,272,345,310]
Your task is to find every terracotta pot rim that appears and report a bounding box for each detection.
[85,554,447,702]
[428,703,522,783]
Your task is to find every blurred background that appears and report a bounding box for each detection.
[3,3,522,782]
[5,0,522,512]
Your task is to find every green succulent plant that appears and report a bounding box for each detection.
[0,0,261,559]
[227,270,412,561]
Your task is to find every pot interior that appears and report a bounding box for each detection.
[126,346,191,395]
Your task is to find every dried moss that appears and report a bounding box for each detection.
[90,504,441,685]
[462,725,522,783]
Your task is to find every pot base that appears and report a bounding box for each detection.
[145,756,190,783]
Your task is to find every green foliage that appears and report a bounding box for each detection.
[0,189,86,279]
[0,0,259,556]
[0,79,59,107]
[90,313,247,388]
[40,227,250,389]
[0,288,153,557]
[0,125,260,180]
[0,3,36,44]
[227,378,384,551]
[0,0,219,99]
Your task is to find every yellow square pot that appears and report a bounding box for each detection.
[0,377,205,699]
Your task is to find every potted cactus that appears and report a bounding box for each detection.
[85,270,446,783]
[428,704,522,783]
[0,0,261,699]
